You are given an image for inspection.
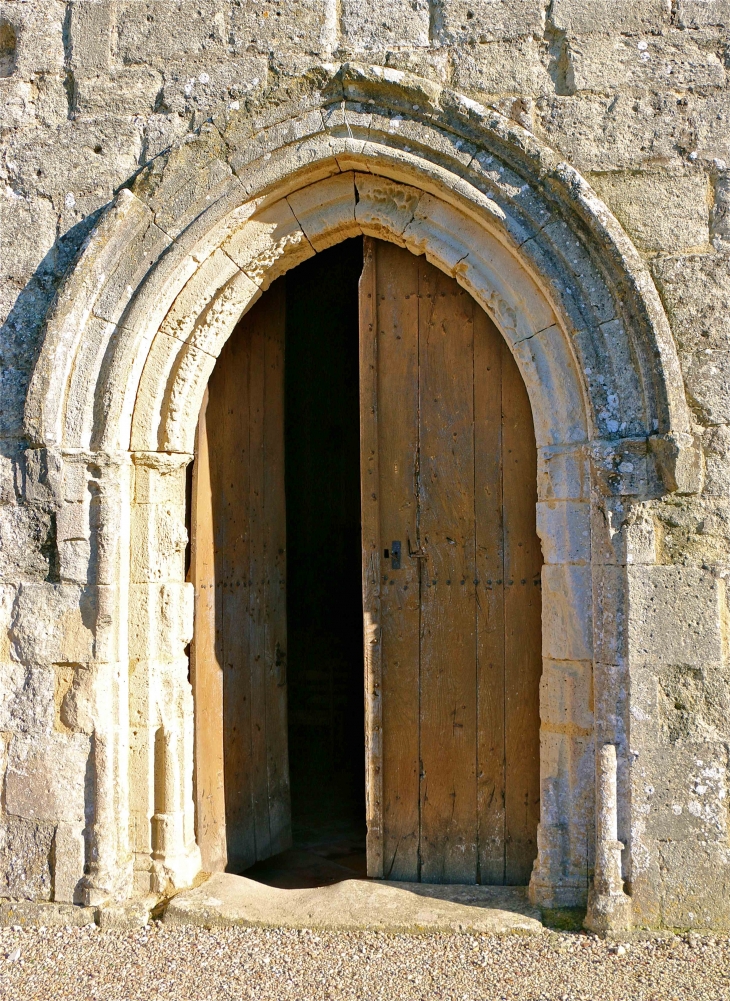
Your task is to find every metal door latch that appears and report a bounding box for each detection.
[387,540,401,570]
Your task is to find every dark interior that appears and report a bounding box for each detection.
[243,237,367,888]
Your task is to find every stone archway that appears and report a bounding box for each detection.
[23,65,696,912]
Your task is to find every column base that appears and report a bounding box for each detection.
[529,871,589,909]
[150,844,202,895]
[584,886,633,934]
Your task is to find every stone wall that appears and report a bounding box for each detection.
[0,1,729,929]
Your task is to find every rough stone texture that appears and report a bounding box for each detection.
[588,171,710,255]
[0,0,728,934]
[164,873,544,934]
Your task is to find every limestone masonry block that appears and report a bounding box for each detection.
[227,0,328,56]
[452,39,552,99]
[682,350,730,425]
[0,662,54,736]
[131,502,187,584]
[677,0,730,28]
[651,253,730,354]
[566,32,726,95]
[550,0,669,34]
[157,250,240,349]
[627,566,724,667]
[287,172,359,251]
[540,659,594,732]
[222,199,315,288]
[5,732,89,826]
[67,0,113,71]
[437,0,544,43]
[0,817,53,901]
[536,445,589,502]
[0,505,56,583]
[537,92,691,173]
[512,325,586,447]
[536,500,591,564]
[658,839,730,929]
[589,171,710,255]
[592,565,627,666]
[635,743,730,843]
[355,174,421,243]
[542,564,593,662]
[702,424,730,497]
[52,822,85,905]
[8,584,97,666]
[0,195,58,285]
[129,584,194,663]
[657,663,730,745]
[593,662,628,749]
[341,0,430,50]
[116,1,229,65]
[590,499,658,567]
[134,458,188,507]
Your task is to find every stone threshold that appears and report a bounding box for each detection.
[162,873,544,935]
[0,876,545,934]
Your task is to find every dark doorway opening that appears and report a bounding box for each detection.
[243,238,367,888]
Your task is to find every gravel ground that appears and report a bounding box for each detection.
[0,923,728,1000]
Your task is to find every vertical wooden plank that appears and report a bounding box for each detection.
[189,389,228,872]
[502,338,542,884]
[208,320,256,871]
[418,258,478,884]
[374,241,421,881]
[204,288,292,872]
[262,283,291,856]
[359,237,384,878]
[474,310,506,885]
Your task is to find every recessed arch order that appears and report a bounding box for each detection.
[23,64,697,907]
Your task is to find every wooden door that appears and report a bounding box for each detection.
[190,282,291,874]
[360,238,542,885]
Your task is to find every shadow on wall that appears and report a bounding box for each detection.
[1,212,103,441]
[0,20,16,78]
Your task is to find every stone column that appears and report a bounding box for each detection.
[130,453,201,895]
[56,450,134,906]
[585,743,632,932]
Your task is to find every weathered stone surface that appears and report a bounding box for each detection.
[676,0,730,28]
[589,171,710,255]
[0,505,56,582]
[651,252,730,353]
[341,0,430,50]
[1,0,730,932]
[550,0,668,34]
[536,500,591,564]
[0,898,95,926]
[540,659,594,731]
[566,32,726,95]
[0,663,54,735]
[537,92,693,172]
[0,816,53,901]
[52,822,85,905]
[626,567,724,667]
[636,743,730,842]
[452,39,552,99]
[8,584,97,665]
[682,350,730,424]
[436,0,545,43]
[5,732,89,825]
[702,424,730,496]
[165,873,544,933]
[542,564,593,662]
